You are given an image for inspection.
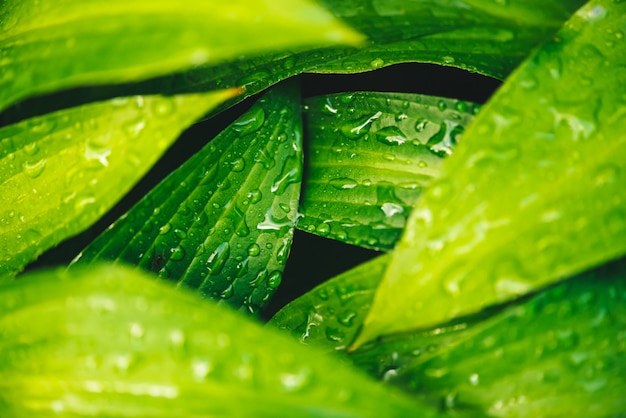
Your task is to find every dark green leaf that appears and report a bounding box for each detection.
[0,89,237,277]
[0,264,442,417]
[354,0,626,345]
[72,83,302,314]
[299,92,477,250]
[0,0,364,111]
[312,0,585,79]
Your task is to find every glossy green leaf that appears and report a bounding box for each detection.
[312,0,585,79]
[299,92,477,251]
[0,89,237,277]
[72,83,302,315]
[270,254,389,352]
[354,0,626,346]
[269,254,494,379]
[392,258,626,417]
[0,0,364,111]
[0,264,442,417]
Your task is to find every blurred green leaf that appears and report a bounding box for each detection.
[72,83,302,315]
[0,89,238,277]
[0,263,443,417]
[355,0,626,346]
[299,92,477,250]
[392,258,626,417]
[0,0,364,111]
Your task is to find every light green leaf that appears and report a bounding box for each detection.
[0,263,442,417]
[354,0,626,346]
[0,0,364,111]
[0,89,238,277]
[72,82,302,315]
[392,258,626,417]
[299,92,477,250]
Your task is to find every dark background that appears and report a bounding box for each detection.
[27,63,501,318]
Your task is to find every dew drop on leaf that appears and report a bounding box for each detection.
[233,105,265,135]
[375,126,407,145]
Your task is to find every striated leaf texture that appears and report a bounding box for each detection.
[72,83,302,315]
[299,92,477,251]
[312,0,586,78]
[354,0,626,346]
[0,89,237,277]
[0,0,364,111]
[0,264,443,418]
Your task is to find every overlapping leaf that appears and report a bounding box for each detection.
[392,258,626,417]
[0,264,443,417]
[72,83,302,314]
[299,92,477,251]
[0,0,364,112]
[0,89,237,277]
[354,0,626,345]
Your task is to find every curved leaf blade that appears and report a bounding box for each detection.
[0,0,364,111]
[0,89,237,277]
[0,264,442,417]
[393,258,626,417]
[355,0,626,345]
[72,83,302,314]
[299,92,477,250]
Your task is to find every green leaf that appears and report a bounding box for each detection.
[299,92,477,250]
[392,258,626,417]
[72,83,302,315]
[0,263,442,417]
[0,0,365,111]
[270,254,389,352]
[0,89,237,277]
[354,0,626,346]
[269,253,492,379]
[310,0,586,79]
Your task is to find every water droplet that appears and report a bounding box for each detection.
[129,322,144,339]
[329,177,358,190]
[170,329,186,348]
[275,240,291,265]
[231,158,246,172]
[159,223,171,235]
[192,359,214,381]
[220,284,234,299]
[380,202,404,217]
[206,242,230,275]
[469,373,479,386]
[271,159,301,195]
[249,269,268,287]
[236,220,250,237]
[267,271,282,289]
[23,159,46,178]
[442,56,455,64]
[152,97,175,116]
[337,311,357,327]
[233,105,265,135]
[170,246,185,261]
[340,112,382,139]
[316,223,331,237]
[247,243,261,257]
[174,228,187,239]
[122,118,146,139]
[321,97,338,115]
[280,367,312,392]
[23,142,39,155]
[370,58,384,69]
[325,327,345,342]
[375,126,407,145]
[437,101,447,111]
